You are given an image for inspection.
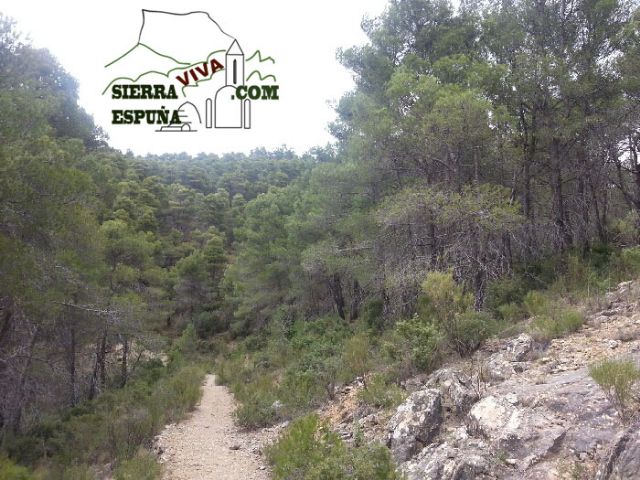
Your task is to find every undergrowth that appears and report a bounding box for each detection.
[2,326,207,480]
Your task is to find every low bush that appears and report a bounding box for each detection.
[0,456,35,480]
[418,271,496,356]
[496,302,526,323]
[232,374,280,428]
[341,333,372,382]
[396,314,443,372]
[113,449,162,480]
[523,290,549,317]
[611,246,640,281]
[266,414,399,480]
[61,464,94,480]
[358,373,406,409]
[590,358,640,422]
[221,316,356,428]
[448,311,496,356]
[3,362,205,478]
[485,276,528,313]
[530,306,584,341]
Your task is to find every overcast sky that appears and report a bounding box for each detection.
[2,0,389,156]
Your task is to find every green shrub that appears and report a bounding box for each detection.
[61,464,94,480]
[215,353,245,386]
[107,408,154,459]
[363,299,385,332]
[496,302,525,323]
[114,449,162,480]
[169,324,199,364]
[523,290,548,317]
[418,271,494,356]
[192,311,221,337]
[232,374,279,428]
[485,276,528,313]
[358,373,406,409]
[419,270,473,323]
[342,333,372,381]
[235,398,278,428]
[553,254,600,295]
[15,362,203,474]
[291,339,342,399]
[0,456,35,480]
[220,317,354,428]
[280,370,325,415]
[153,365,204,420]
[267,414,344,479]
[266,414,399,480]
[611,246,640,280]
[351,443,400,480]
[590,359,640,422]
[448,311,495,356]
[531,307,584,341]
[396,314,443,372]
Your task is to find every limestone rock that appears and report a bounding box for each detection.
[401,442,493,480]
[596,420,640,480]
[387,388,443,463]
[485,353,517,381]
[468,396,513,438]
[426,368,479,415]
[468,396,566,464]
[506,334,536,361]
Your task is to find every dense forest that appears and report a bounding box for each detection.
[1,0,640,478]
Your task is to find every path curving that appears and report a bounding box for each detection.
[155,374,272,480]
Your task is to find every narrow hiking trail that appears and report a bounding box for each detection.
[155,374,274,480]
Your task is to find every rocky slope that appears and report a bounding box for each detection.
[323,280,640,479]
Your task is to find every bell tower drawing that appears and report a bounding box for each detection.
[226,40,244,87]
[213,40,250,128]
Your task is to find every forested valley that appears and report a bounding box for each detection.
[2,0,640,478]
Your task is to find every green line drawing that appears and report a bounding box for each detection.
[105,42,190,68]
[246,50,276,64]
[103,49,226,96]
[246,70,277,82]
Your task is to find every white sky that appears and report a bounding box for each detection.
[2,0,389,155]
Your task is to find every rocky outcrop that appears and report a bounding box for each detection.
[387,389,443,462]
[426,368,479,415]
[401,442,491,480]
[596,420,640,480]
[468,395,566,467]
[505,334,537,361]
[484,334,538,381]
[380,281,640,480]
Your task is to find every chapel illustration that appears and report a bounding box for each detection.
[207,40,251,129]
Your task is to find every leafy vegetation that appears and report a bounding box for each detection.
[590,359,640,422]
[3,0,640,476]
[2,327,204,478]
[266,414,400,480]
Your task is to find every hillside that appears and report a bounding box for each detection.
[318,280,640,479]
[2,0,640,479]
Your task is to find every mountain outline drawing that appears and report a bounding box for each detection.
[104,10,276,97]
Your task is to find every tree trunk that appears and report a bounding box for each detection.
[68,323,77,407]
[349,279,362,322]
[8,326,38,434]
[327,273,346,320]
[120,334,128,388]
[552,139,572,249]
[89,326,108,400]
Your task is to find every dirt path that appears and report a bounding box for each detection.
[155,374,272,480]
